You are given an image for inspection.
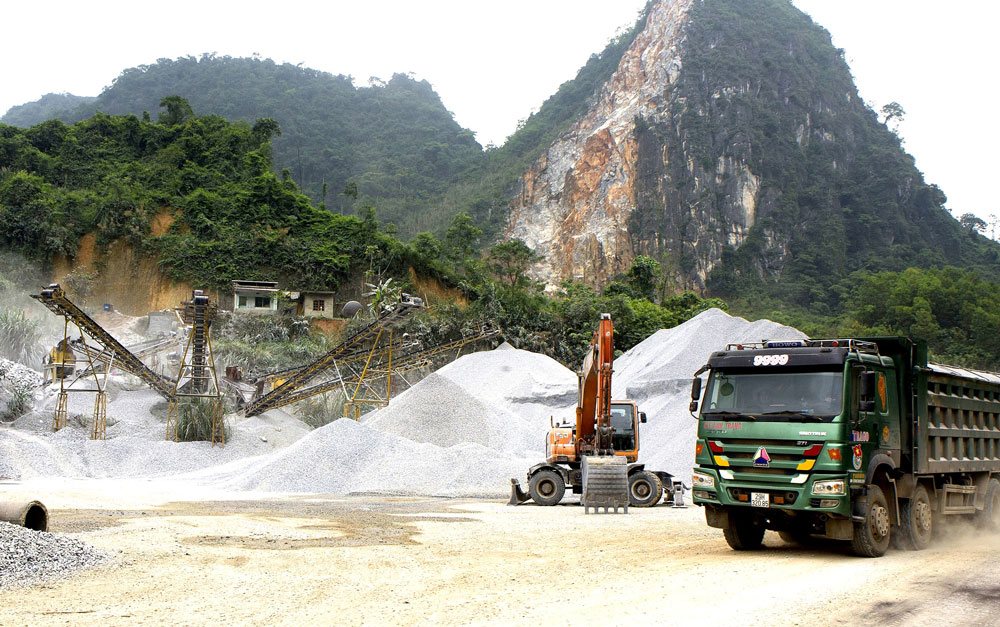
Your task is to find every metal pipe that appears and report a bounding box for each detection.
[0,500,49,531]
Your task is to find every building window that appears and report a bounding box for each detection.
[312,299,325,312]
[255,296,271,309]
[238,295,248,308]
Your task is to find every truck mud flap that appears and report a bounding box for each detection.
[582,456,629,514]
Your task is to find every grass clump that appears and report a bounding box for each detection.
[176,397,230,443]
[0,309,42,365]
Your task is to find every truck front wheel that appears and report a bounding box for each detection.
[722,514,765,550]
[897,484,933,550]
[851,485,892,557]
[976,478,1000,532]
[528,469,565,506]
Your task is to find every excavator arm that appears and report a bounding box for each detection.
[575,313,615,456]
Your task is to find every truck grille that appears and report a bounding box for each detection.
[708,438,823,477]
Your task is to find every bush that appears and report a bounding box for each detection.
[1,383,32,421]
[294,391,346,429]
[176,397,229,443]
[0,308,42,364]
[212,312,332,373]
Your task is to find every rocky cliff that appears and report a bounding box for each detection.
[509,0,694,289]
[508,0,990,301]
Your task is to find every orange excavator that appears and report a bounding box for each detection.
[510,314,680,512]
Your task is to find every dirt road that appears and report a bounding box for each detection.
[2,478,998,626]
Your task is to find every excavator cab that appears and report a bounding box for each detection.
[609,402,640,459]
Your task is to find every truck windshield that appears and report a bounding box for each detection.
[702,370,843,421]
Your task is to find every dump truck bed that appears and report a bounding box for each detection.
[917,362,1000,475]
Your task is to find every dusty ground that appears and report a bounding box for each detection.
[1,478,999,626]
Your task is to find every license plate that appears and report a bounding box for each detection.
[751,492,770,508]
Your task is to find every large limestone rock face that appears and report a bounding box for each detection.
[508,0,698,290]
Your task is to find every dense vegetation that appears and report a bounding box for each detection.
[0,102,411,291]
[1,93,95,128]
[3,58,483,238]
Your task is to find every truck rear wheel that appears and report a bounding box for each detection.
[628,471,663,507]
[722,514,765,550]
[976,478,1000,532]
[851,485,891,557]
[528,469,565,506]
[897,484,933,550]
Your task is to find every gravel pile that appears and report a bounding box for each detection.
[208,418,533,497]
[362,345,576,456]
[435,344,578,424]
[0,357,43,389]
[0,386,307,481]
[0,521,109,589]
[363,373,539,454]
[217,344,577,495]
[612,308,805,482]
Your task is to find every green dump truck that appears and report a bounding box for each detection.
[690,338,1000,557]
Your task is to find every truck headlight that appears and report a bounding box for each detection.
[811,479,846,495]
[692,471,715,489]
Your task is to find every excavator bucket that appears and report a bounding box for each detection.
[508,478,531,506]
[582,456,629,514]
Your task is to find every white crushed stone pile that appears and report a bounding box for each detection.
[612,308,806,483]
[0,521,109,589]
[206,418,533,497]
[218,344,580,496]
[362,373,540,455]
[0,387,305,481]
[435,345,578,423]
[0,357,43,389]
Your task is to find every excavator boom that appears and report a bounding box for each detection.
[575,313,615,457]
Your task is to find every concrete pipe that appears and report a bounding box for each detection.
[0,500,49,531]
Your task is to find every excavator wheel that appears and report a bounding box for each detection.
[628,471,663,507]
[528,469,565,506]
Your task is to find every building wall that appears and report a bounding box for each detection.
[303,293,335,319]
[234,291,279,314]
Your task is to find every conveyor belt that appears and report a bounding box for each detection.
[32,285,176,400]
[243,294,425,416]
[251,324,500,411]
[71,337,181,380]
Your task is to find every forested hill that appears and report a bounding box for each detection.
[3,0,1000,366]
[2,93,95,128]
[2,57,484,238]
[2,2,653,242]
[0,109,411,293]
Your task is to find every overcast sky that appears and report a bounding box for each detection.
[1,0,996,224]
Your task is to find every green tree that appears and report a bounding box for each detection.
[158,95,194,125]
[488,239,543,287]
[444,212,482,262]
[960,213,987,233]
[626,255,663,301]
[412,232,442,261]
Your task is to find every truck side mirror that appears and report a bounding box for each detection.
[857,371,877,415]
[689,377,702,415]
[639,412,647,424]
[859,371,877,398]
